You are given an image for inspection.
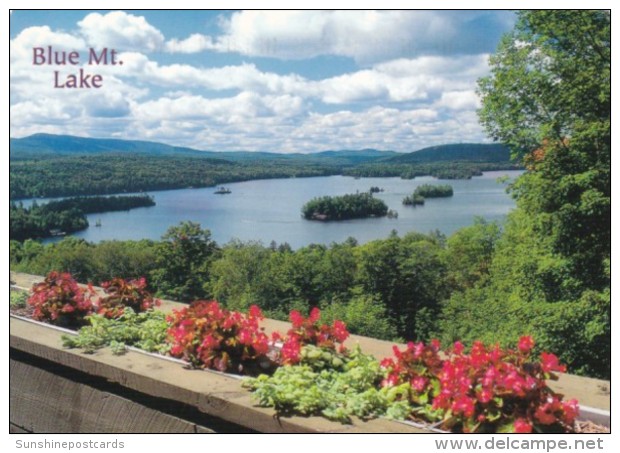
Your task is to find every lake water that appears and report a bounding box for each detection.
[39,171,522,249]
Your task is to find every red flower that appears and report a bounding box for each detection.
[540,352,566,373]
[477,388,494,403]
[331,320,349,343]
[518,336,535,354]
[451,396,475,418]
[381,374,400,388]
[452,341,465,355]
[289,310,304,328]
[280,337,301,364]
[249,305,263,320]
[514,418,533,433]
[562,399,579,425]
[309,307,321,324]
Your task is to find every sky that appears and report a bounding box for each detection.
[9,10,516,153]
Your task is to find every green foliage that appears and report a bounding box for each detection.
[150,222,217,301]
[243,346,408,424]
[320,293,394,341]
[10,154,340,199]
[413,184,453,198]
[478,10,610,290]
[302,192,388,221]
[209,241,289,313]
[444,218,501,290]
[402,194,425,206]
[10,291,28,309]
[62,308,170,355]
[356,233,448,339]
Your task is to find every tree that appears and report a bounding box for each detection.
[477,10,610,290]
[438,11,611,378]
[150,222,217,301]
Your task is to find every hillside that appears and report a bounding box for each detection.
[387,143,511,164]
[9,134,397,165]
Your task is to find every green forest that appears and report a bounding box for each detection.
[9,11,610,380]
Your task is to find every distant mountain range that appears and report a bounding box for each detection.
[385,143,510,164]
[10,133,511,165]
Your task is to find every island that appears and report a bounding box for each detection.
[10,194,155,241]
[402,184,453,206]
[302,193,389,221]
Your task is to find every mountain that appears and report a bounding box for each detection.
[9,133,215,158]
[386,143,511,164]
[9,133,398,165]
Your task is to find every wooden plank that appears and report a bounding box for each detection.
[10,359,214,433]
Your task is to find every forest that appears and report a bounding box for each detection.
[10,195,155,241]
[8,12,610,381]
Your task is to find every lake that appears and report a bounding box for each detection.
[40,171,522,249]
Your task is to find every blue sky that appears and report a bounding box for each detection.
[10,10,516,153]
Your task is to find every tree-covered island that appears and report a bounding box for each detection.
[302,193,389,221]
[403,184,453,206]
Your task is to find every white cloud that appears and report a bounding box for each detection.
[133,92,304,124]
[165,34,216,53]
[165,11,513,63]
[78,11,165,52]
[10,25,86,63]
[436,90,481,111]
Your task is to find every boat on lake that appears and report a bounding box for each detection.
[214,187,232,194]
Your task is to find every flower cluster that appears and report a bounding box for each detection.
[28,272,94,326]
[274,307,350,364]
[167,301,271,374]
[96,277,160,319]
[380,340,443,406]
[380,336,578,433]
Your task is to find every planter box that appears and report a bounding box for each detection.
[9,272,611,433]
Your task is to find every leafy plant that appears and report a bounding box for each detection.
[96,277,159,318]
[28,271,94,326]
[62,308,170,355]
[244,345,409,424]
[10,291,28,309]
[166,300,272,374]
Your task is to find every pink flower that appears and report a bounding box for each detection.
[411,376,428,392]
[518,336,535,354]
[514,418,533,433]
